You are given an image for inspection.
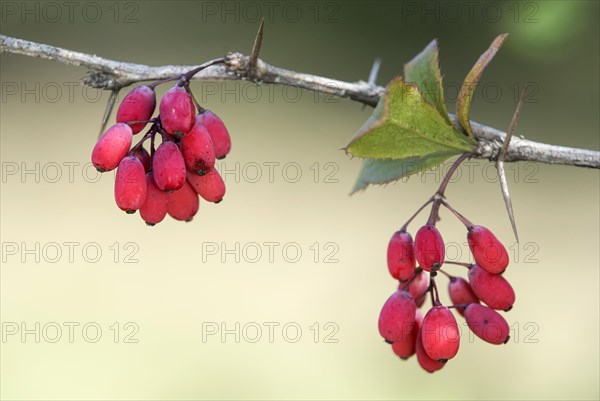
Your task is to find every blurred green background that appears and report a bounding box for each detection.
[1,0,598,400]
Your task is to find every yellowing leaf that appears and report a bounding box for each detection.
[457,33,509,140]
[345,77,475,160]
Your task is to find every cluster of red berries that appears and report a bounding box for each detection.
[91,71,231,225]
[379,158,515,373]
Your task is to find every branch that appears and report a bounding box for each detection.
[1,34,598,169]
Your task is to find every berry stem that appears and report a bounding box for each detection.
[437,269,455,281]
[147,76,181,90]
[436,153,471,197]
[441,200,474,228]
[177,57,227,86]
[426,198,443,226]
[443,261,473,269]
[182,81,205,113]
[400,267,423,291]
[430,276,441,306]
[400,197,434,232]
[130,127,156,153]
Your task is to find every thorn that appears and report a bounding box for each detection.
[98,88,119,138]
[249,18,265,72]
[367,58,382,86]
[362,58,381,111]
[497,87,526,243]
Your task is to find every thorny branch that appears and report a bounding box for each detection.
[1,34,598,169]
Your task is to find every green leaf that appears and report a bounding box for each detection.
[351,152,459,193]
[457,33,509,140]
[345,77,475,159]
[404,39,451,124]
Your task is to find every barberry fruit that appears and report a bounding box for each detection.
[159,87,195,136]
[92,123,133,172]
[415,328,445,373]
[387,231,416,281]
[114,156,147,213]
[153,141,186,191]
[448,276,479,316]
[116,85,156,134]
[464,304,510,345]
[167,180,200,221]
[187,168,226,203]
[421,305,460,362]
[131,147,152,173]
[414,225,445,272]
[139,173,169,225]
[467,225,509,274]
[468,264,515,311]
[378,290,417,343]
[197,110,231,159]
[402,270,428,308]
[391,309,423,360]
[181,119,216,175]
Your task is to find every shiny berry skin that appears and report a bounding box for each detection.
[448,277,479,316]
[197,110,231,159]
[391,308,423,360]
[92,123,133,172]
[421,305,460,362]
[467,225,509,274]
[139,173,168,226]
[464,304,510,345]
[468,264,515,311]
[415,328,445,373]
[159,87,195,136]
[401,270,428,308]
[116,85,156,134]
[153,141,186,191]
[378,290,417,343]
[114,156,147,213]
[414,225,445,272]
[387,231,416,281]
[187,168,225,203]
[167,180,199,221]
[181,120,215,175]
[131,147,152,173]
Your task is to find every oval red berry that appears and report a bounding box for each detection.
[387,231,416,281]
[468,225,509,274]
[414,225,445,272]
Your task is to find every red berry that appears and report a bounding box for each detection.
[391,308,423,359]
[468,264,515,311]
[414,225,445,272]
[197,110,231,159]
[448,277,479,316]
[415,327,445,373]
[91,123,133,172]
[116,85,156,134]
[131,147,152,173]
[467,225,509,274]
[400,270,428,308]
[139,172,168,225]
[159,87,195,136]
[387,231,416,281]
[464,304,510,345]
[153,141,186,191]
[114,156,147,213]
[167,180,199,221]
[378,290,416,343]
[187,168,225,203]
[181,119,216,175]
[421,305,460,362]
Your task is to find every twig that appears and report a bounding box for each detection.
[1,34,599,169]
